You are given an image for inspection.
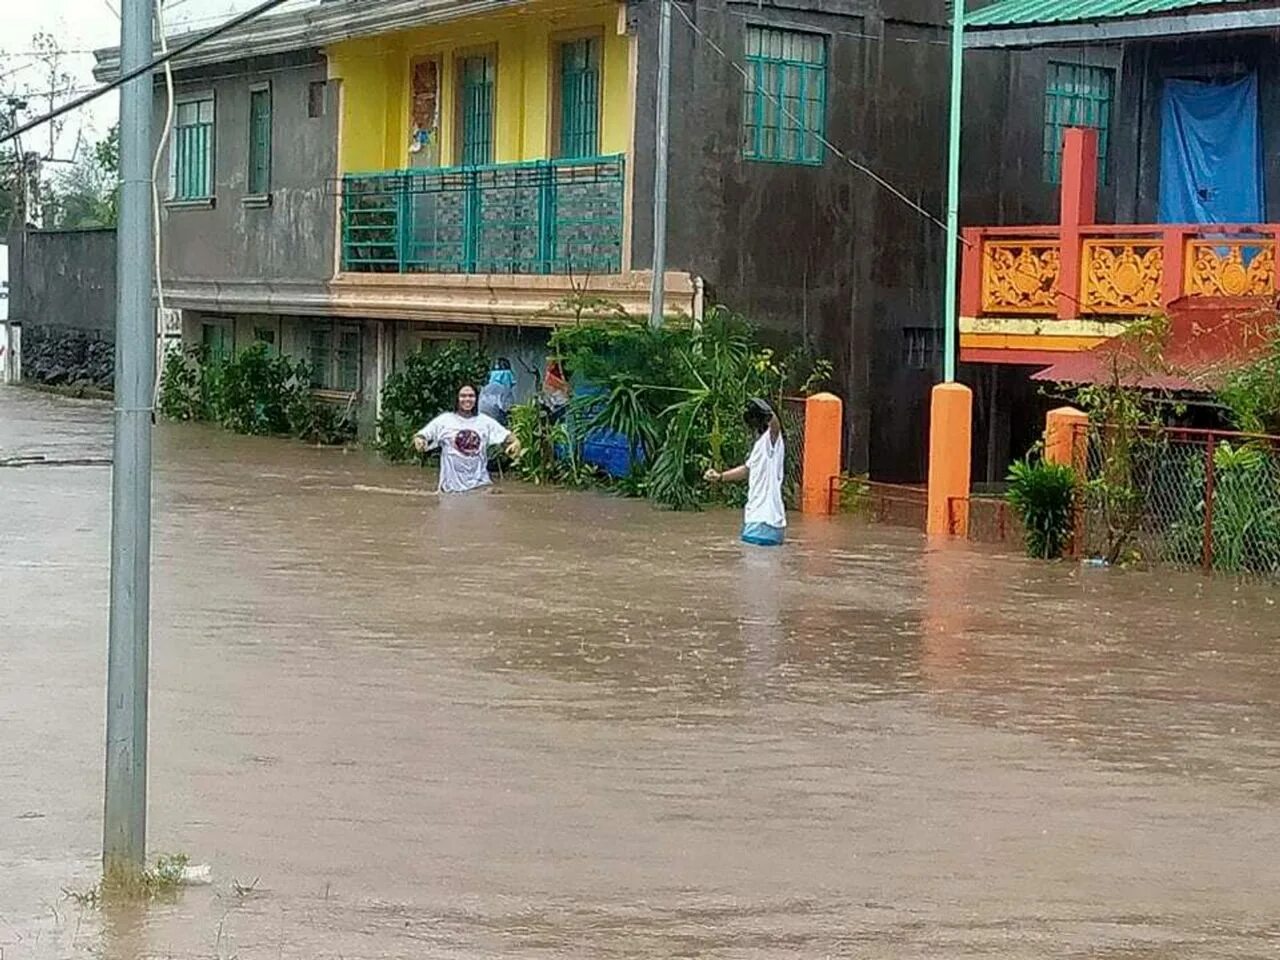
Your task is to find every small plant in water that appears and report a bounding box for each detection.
[1006,453,1078,560]
[65,853,192,906]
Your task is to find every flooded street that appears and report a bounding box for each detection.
[3,384,1280,959]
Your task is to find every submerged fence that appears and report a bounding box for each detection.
[1073,423,1280,578]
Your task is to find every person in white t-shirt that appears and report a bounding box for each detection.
[412,384,522,493]
[704,398,786,546]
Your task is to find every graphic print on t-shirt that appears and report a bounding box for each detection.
[454,429,483,457]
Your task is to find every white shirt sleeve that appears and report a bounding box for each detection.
[416,414,446,450]
[482,415,511,447]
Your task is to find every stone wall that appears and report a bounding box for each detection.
[8,227,117,391]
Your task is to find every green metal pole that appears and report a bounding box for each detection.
[942,0,964,383]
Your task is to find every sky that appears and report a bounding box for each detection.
[1,0,316,158]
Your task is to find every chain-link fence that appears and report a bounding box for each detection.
[1074,423,1280,579]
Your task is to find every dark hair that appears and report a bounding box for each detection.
[494,357,512,371]
[743,397,775,435]
[456,383,479,417]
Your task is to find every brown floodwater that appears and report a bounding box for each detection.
[2,384,1280,959]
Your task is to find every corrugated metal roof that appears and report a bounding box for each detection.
[967,0,1251,29]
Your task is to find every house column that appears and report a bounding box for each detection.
[1057,127,1099,320]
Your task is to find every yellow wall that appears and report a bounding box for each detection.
[328,0,632,174]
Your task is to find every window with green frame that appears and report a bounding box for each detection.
[742,25,826,165]
[201,320,233,361]
[458,54,495,166]
[557,37,600,159]
[1043,62,1114,184]
[308,322,361,392]
[248,85,272,196]
[173,96,215,200]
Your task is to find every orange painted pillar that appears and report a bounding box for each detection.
[1057,126,1098,320]
[927,382,973,538]
[1044,406,1088,470]
[801,392,843,515]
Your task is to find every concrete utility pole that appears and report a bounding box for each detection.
[648,0,672,330]
[103,0,154,878]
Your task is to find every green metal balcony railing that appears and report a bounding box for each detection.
[341,154,625,276]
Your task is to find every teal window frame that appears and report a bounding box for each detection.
[201,320,233,361]
[172,95,215,200]
[247,84,272,196]
[1043,62,1114,185]
[458,53,496,167]
[742,25,827,166]
[557,36,601,159]
[308,322,362,392]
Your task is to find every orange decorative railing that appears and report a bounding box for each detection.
[962,223,1280,321]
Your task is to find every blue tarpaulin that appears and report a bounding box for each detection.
[1158,74,1263,225]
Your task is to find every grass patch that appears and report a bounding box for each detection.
[64,853,191,906]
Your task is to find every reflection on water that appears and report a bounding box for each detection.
[3,385,1280,959]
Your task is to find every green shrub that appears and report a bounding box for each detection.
[543,308,824,510]
[376,341,490,462]
[156,342,354,446]
[1168,441,1280,575]
[1006,455,1078,559]
[157,346,206,422]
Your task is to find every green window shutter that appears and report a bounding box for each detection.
[174,97,215,199]
[742,26,826,166]
[460,55,495,166]
[1043,62,1114,185]
[559,38,600,159]
[248,87,272,195]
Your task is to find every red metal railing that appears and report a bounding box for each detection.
[1070,422,1280,578]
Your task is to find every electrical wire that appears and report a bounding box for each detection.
[153,0,176,408]
[670,1,959,243]
[0,0,298,147]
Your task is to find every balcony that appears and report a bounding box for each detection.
[959,126,1280,365]
[340,154,626,277]
[963,223,1279,317]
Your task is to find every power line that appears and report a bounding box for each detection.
[669,1,959,242]
[0,0,298,148]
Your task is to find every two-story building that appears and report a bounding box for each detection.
[95,0,961,479]
[959,0,1280,481]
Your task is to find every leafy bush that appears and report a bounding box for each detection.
[1006,454,1078,559]
[157,342,354,445]
[1168,440,1280,575]
[1217,320,1280,436]
[536,307,828,510]
[157,347,207,422]
[376,341,490,462]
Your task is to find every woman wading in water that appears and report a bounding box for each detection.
[413,384,522,493]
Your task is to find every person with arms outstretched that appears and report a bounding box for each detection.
[705,398,786,546]
[413,384,521,493]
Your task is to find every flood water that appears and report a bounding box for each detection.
[3,384,1280,959]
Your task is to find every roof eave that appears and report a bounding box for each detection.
[93,0,532,82]
[964,4,1280,48]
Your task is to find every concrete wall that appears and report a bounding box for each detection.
[627,0,956,481]
[153,50,339,285]
[7,228,117,388]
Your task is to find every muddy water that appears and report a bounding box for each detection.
[2,384,1280,959]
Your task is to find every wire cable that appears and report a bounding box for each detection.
[0,0,297,147]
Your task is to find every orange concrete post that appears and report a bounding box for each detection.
[1057,126,1098,320]
[927,382,973,538]
[801,392,843,515]
[1044,406,1088,470]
